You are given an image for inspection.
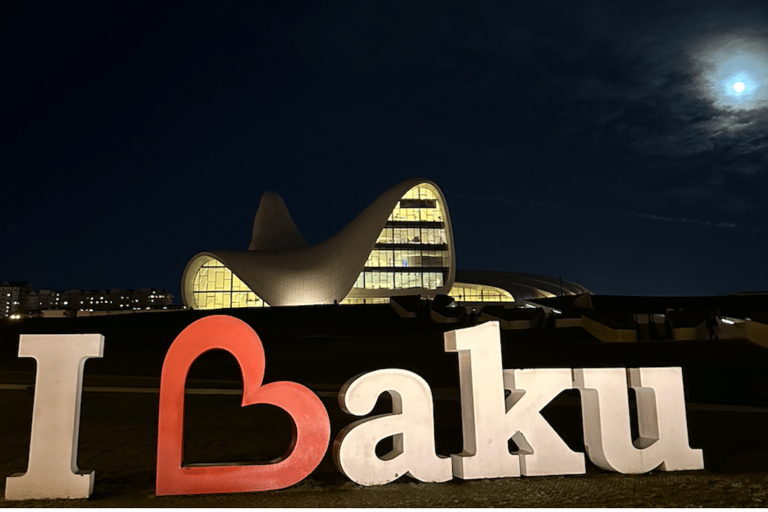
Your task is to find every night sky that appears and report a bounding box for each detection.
[3,0,768,303]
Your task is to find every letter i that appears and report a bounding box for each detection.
[5,334,104,500]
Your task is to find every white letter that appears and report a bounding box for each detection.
[628,367,704,471]
[5,334,104,500]
[504,369,585,476]
[333,369,451,485]
[444,322,520,479]
[574,367,703,474]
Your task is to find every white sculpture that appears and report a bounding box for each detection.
[574,367,704,473]
[446,322,585,479]
[334,369,452,485]
[5,334,103,500]
[504,368,586,476]
[337,321,703,485]
[444,321,522,478]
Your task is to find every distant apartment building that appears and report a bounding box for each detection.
[0,282,33,318]
[0,282,175,318]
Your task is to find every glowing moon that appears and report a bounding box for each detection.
[693,37,768,110]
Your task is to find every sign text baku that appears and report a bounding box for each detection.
[4,315,703,500]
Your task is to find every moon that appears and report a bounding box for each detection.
[693,36,768,110]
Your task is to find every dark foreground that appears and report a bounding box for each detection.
[1,306,768,507]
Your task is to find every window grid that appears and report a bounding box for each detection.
[448,283,515,303]
[192,257,269,309]
[353,183,451,293]
[340,297,390,305]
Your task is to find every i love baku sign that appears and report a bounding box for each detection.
[4,315,704,501]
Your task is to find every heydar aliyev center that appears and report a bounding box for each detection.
[181,178,589,309]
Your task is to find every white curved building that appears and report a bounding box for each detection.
[181,178,588,309]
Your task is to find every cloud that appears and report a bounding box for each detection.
[448,192,765,232]
[531,1,768,169]
[627,212,763,231]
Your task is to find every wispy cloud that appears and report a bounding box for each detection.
[448,192,765,232]
[627,212,760,231]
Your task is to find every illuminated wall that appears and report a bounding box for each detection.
[448,282,515,304]
[343,183,451,303]
[188,256,268,310]
[339,298,390,305]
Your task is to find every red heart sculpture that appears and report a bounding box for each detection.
[156,315,330,496]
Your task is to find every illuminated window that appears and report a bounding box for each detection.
[346,183,451,300]
[448,283,515,304]
[340,297,390,305]
[190,256,269,309]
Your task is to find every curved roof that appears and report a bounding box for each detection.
[455,270,591,301]
[247,191,308,251]
[182,178,456,307]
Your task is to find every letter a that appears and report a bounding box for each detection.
[574,367,703,474]
[5,334,104,500]
[334,369,452,485]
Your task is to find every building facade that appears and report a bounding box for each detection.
[181,178,589,310]
[0,282,33,318]
[0,283,174,318]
